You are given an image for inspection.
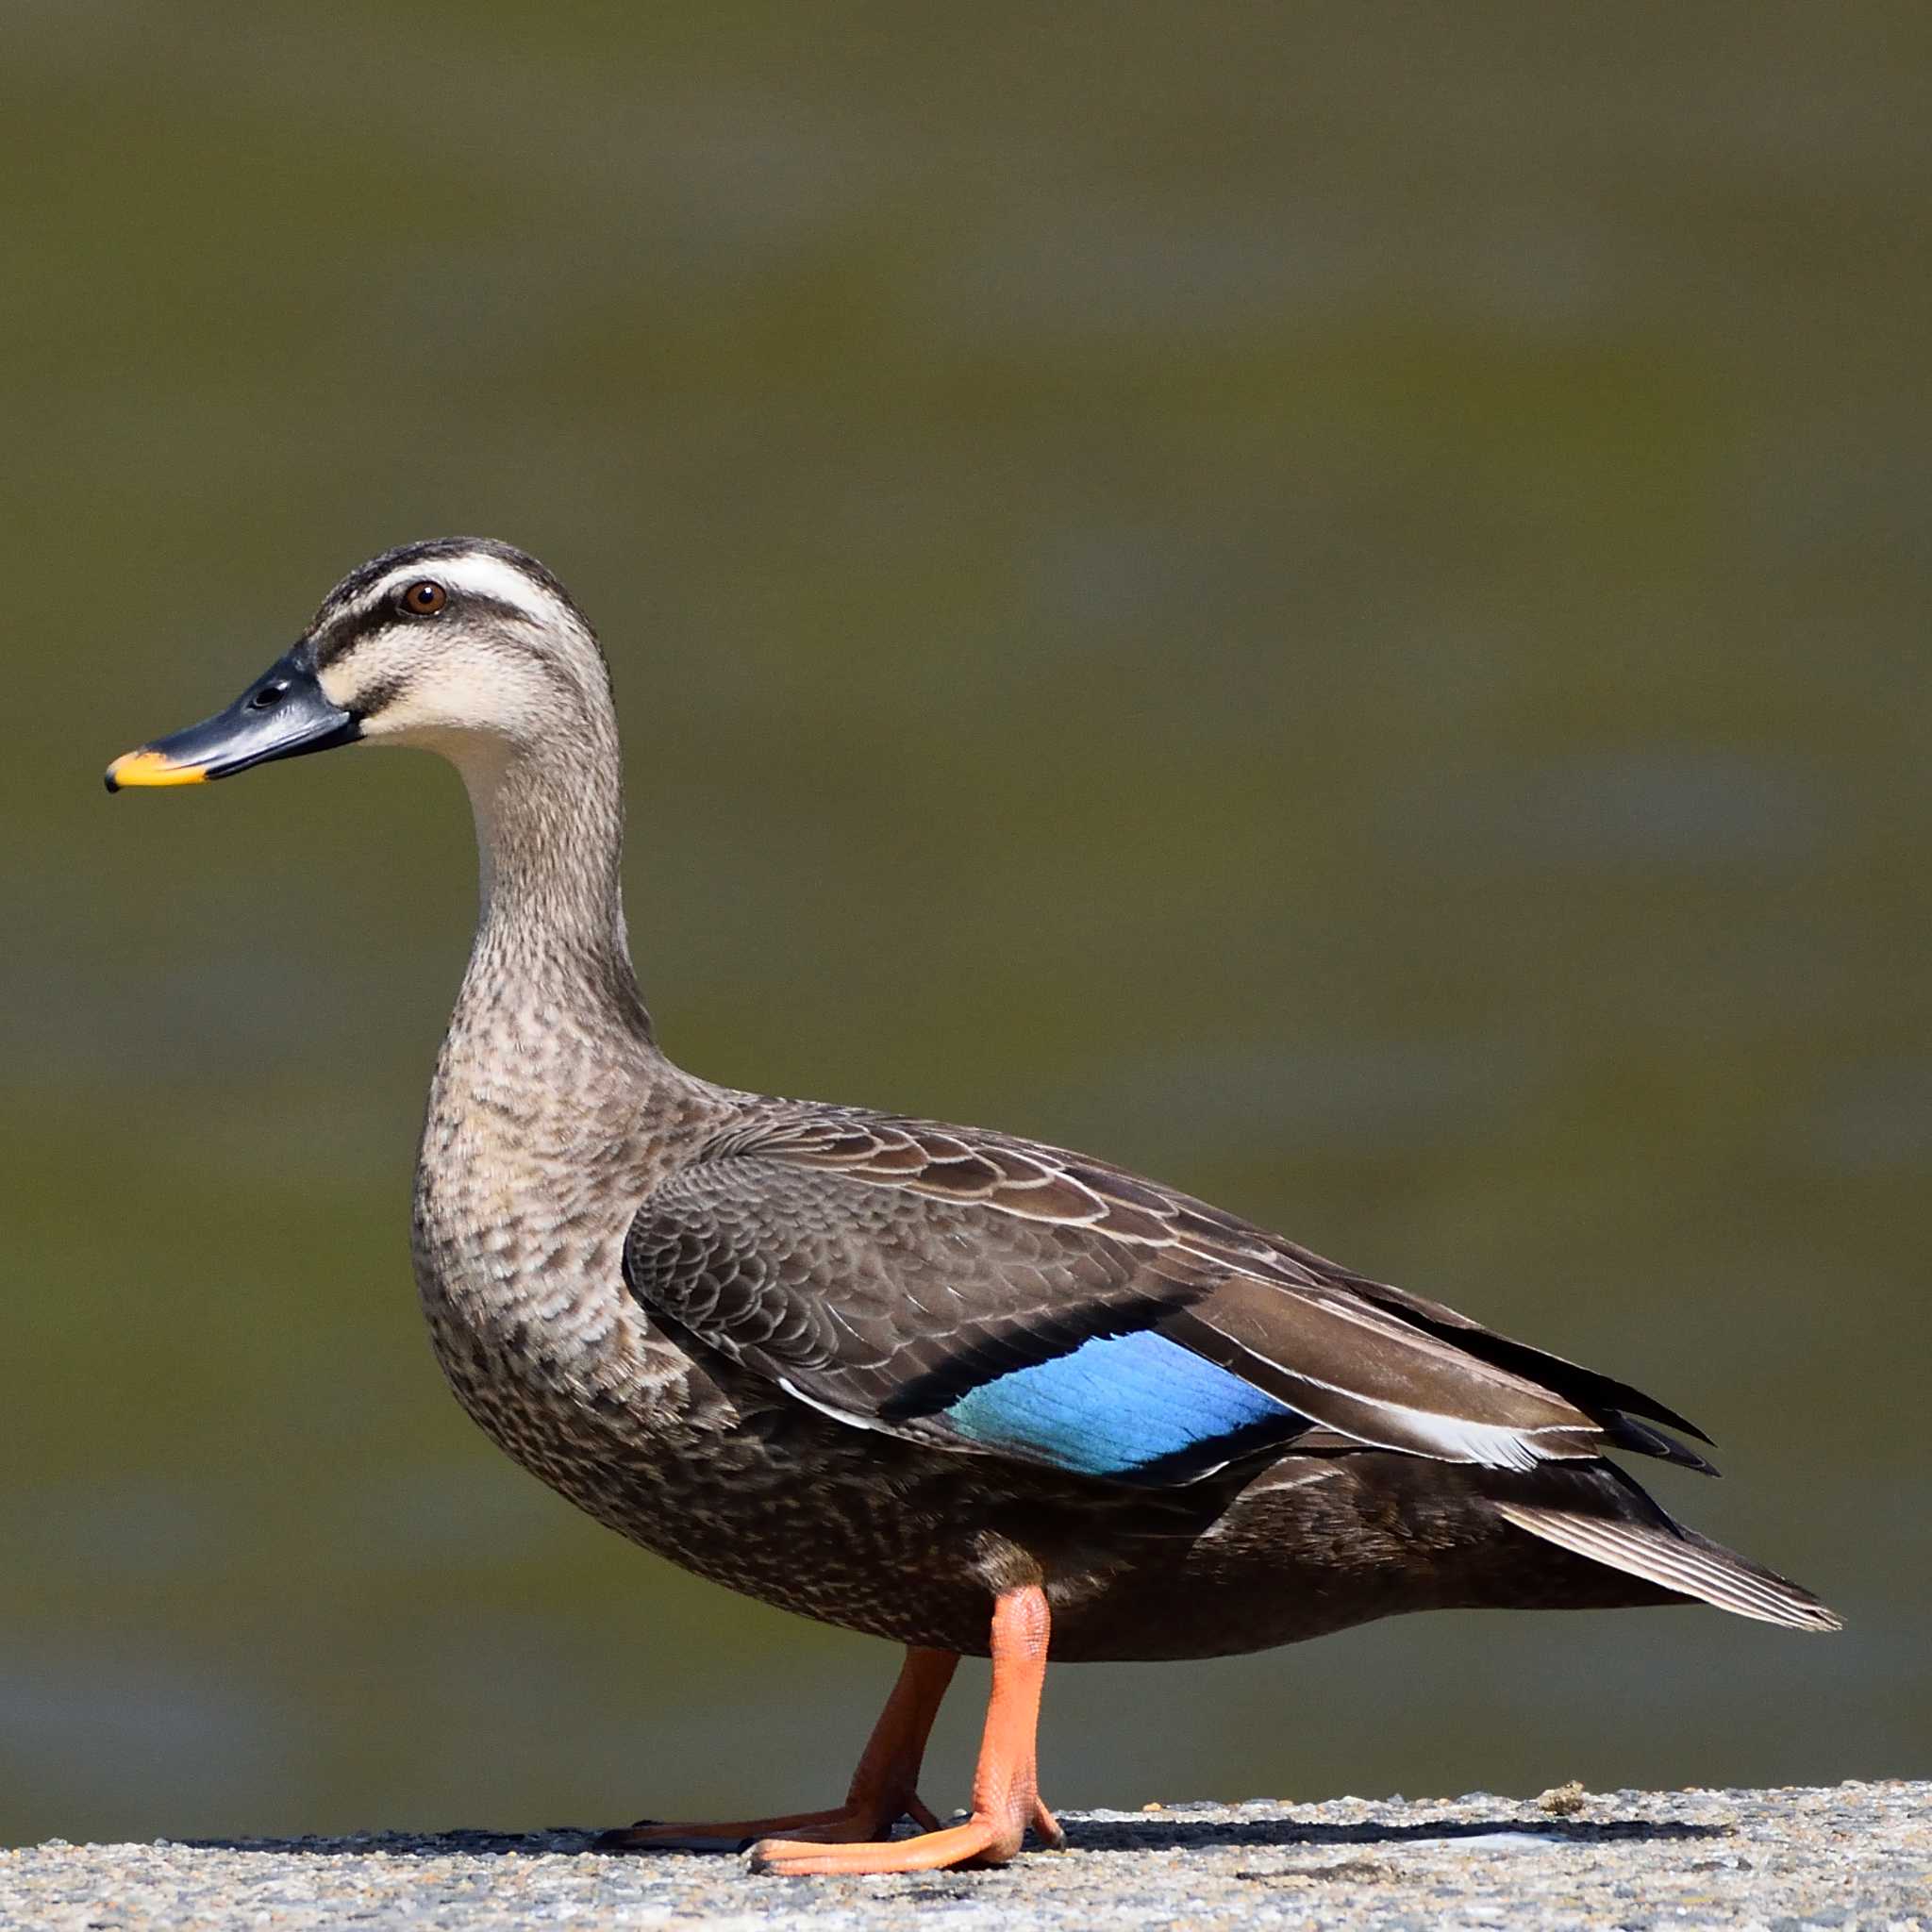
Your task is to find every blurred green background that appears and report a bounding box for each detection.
[3,1,1925,1845]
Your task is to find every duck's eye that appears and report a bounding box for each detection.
[399,580,448,616]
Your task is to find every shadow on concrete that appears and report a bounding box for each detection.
[1062,1813,1730,1853]
[186,1810,1729,1860]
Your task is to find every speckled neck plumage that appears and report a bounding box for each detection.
[411,697,712,1455]
[458,692,654,1047]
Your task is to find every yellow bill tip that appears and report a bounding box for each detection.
[105,747,208,792]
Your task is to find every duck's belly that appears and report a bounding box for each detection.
[423,1295,999,1646]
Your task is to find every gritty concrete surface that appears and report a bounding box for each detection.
[3,1783,1924,1930]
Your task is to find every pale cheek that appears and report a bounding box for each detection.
[332,670,526,742]
[362,692,510,746]
[318,645,560,751]
[358,696,452,742]
[315,662,360,712]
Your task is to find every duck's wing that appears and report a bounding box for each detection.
[622,1111,1713,1487]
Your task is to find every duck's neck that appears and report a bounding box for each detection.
[453,721,657,1049]
[416,718,688,1356]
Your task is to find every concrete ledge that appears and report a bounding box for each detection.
[5,1782,1924,1929]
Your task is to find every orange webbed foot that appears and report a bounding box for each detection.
[748,1792,1064,1874]
[749,1812,1017,1875]
[599,1792,941,1854]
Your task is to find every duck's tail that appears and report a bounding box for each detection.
[1493,1490,1840,1632]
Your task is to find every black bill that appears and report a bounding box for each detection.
[105,643,358,792]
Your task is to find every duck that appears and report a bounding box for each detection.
[106,538,1839,1876]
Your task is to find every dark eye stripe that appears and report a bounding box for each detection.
[311,589,544,667]
[311,609,389,669]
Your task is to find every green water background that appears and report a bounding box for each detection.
[3,2,1925,1842]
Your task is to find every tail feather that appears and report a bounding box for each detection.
[1494,1500,1841,1632]
[1601,1412,1721,1476]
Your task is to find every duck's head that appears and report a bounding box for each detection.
[105,538,609,793]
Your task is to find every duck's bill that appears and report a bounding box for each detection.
[105,645,358,792]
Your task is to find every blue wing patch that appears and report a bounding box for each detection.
[940,1328,1308,1480]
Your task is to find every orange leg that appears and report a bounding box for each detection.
[751,1584,1054,1875]
[600,1645,958,1850]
